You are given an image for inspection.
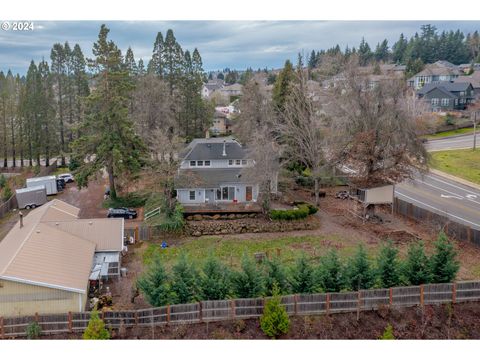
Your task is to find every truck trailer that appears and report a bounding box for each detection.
[15,186,48,209]
[26,175,58,195]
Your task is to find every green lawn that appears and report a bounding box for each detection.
[143,234,376,270]
[430,149,480,185]
[425,127,475,140]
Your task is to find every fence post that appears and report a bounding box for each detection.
[135,312,139,327]
[199,302,203,322]
[167,305,171,324]
[452,283,457,304]
[294,294,298,316]
[230,299,236,319]
[420,285,424,308]
[357,291,361,321]
[326,293,330,315]
[389,288,393,307]
[0,317,4,339]
[68,312,72,333]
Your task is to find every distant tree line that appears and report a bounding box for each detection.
[307,24,480,71]
[137,232,459,307]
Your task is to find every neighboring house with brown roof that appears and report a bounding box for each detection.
[0,200,124,317]
[407,60,461,89]
[455,72,480,99]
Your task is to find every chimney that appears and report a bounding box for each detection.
[205,129,210,139]
[19,211,24,228]
[222,140,227,157]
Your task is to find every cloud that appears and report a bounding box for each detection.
[1,20,479,74]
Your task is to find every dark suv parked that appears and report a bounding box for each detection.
[107,207,138,219]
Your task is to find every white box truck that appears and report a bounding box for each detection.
[26,175,58,195]
[16,186,48,209]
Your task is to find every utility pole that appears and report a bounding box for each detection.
[473,111,477,151]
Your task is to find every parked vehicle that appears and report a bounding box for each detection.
[56,178,66,191]
[107,207,138,219]
[57,173,74,183]
[336,190,350,200]
[26,175,58,195]
[15,186,48,209]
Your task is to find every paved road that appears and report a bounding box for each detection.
[395,172,480,231]
[426,133,480,151]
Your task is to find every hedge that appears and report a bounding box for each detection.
[269,203,318,221]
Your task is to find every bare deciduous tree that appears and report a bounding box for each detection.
[326,59,428,189]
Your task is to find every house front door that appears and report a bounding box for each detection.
[246,186,253,201]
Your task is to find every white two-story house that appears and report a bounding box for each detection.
[174,137,261,206]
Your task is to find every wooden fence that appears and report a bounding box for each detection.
[394,198,480,246]
[0,194,17,219]
[2,281,480,338]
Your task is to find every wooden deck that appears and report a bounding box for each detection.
[182,202,262,215]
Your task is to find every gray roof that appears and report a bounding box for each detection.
[175,168,255,188]
[417,82,472,96]
[183,139,247,161]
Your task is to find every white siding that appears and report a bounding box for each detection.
[180,159,253,169]
[177,189,206,204]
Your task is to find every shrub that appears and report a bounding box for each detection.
[68,157,81,172]
[269,204,316,221]
[137,253,171,306]
[103,191,148,208]
[2,185,13,202]
[260,284,290,339]
[26,321,41,339]
[264,257,290,296]
[295,175,314,188]
[430,232,459,283]
[379,324,395,340]
[159,203,185,232]
[200,255,232,300]
[0,174,6,189]
[83,309,110,340]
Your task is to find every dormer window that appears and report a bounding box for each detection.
[190,161,196,167]
[205,160,211,166]
[229,160,233,166]
[236,160,241,165]
[197,160,204,166]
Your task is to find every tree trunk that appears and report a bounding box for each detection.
[10,116,15,168]
[3,101,7,168]
[314,177,320,206]
[107,160,116,199]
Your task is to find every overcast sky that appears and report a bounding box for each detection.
[1,21,479,74]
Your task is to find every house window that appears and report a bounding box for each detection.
[217,186,235,200]
[190,161,196,167]
[242,160,247,165]
[205,160,211,166]
[197,160,204,166]
[228,160,233,166]
[189,191,196,200]
[236,159,241,165]
[441,98,449,106]
[431,98,439,105]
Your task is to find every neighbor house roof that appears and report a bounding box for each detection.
[0,199,123,294]
[175,168,256,189]
[417,82,472,96]
[183,138,247,161]
[455,73,480,89]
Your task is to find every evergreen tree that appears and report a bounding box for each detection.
[163,29,184,94]
[392,33,408,63]
[347,245,374,291]
[224,70,238,85]
[151,32,165,77]
[376,240,401,288]
[317,249,344,293]
[0,71,8,167]
[272,59,295,113]
[217,72,224,80]
[70,44,90,139]
[260,284,290,339]
[430,232,459,283]
[289,254,316,294]
[200,256,232,300]
[171,254,200,304]
[50,43,67,165]
[374,39,389,62]
[264,257,289,295]
[403,241,431,285]
[124,47,138,76]
[137,253,171,306]
[232,255,265,298]
[83,309,110,340]
[72,25,145,199]
[37,59,56,167]
[137,59,146,76]
[308,50,318,69]
[358,37,373,66]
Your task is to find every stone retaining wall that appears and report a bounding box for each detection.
[185,216,320,237]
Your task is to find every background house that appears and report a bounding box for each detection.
[210,110,232,136]
[407,60,461,89]
[416,82,474,111]
[0,200,123,317]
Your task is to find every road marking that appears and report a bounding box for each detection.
[466,194,478,200]
[395,191,480,229]
[440,194,463,200]
[424,174,480,198]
